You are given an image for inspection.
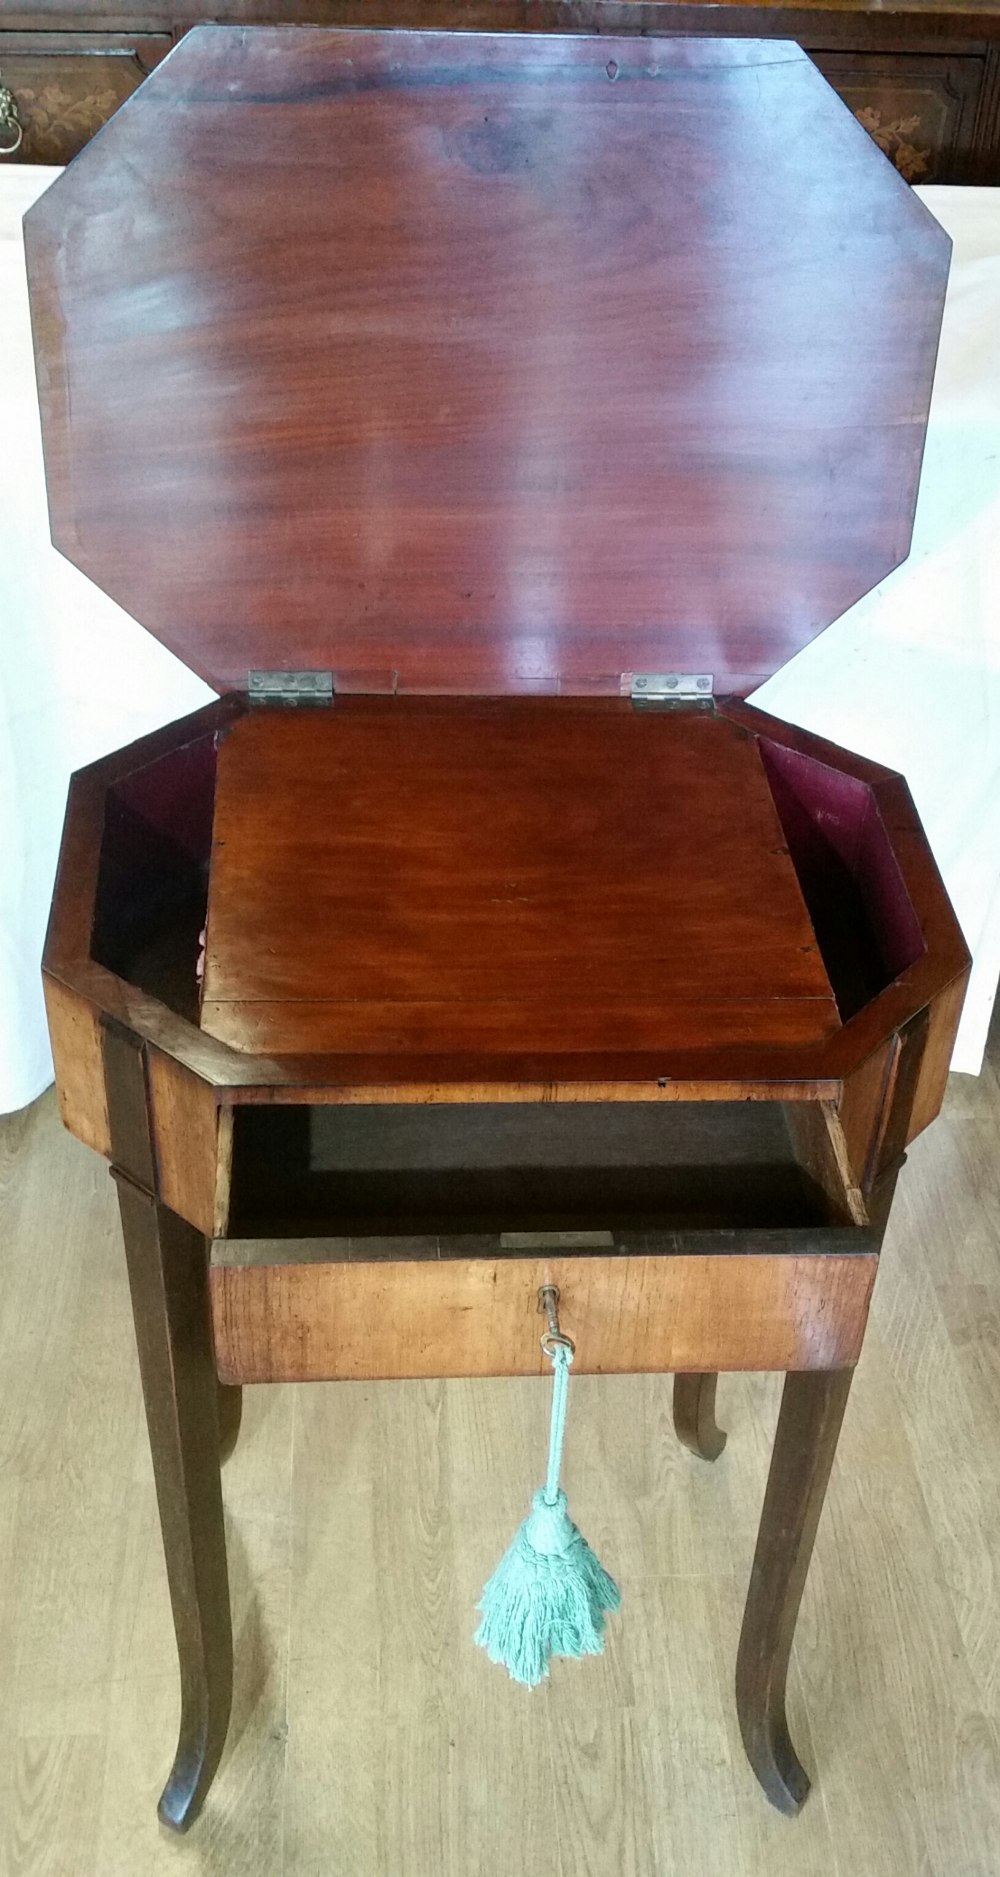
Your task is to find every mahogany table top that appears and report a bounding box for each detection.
[200,699,839,1061]
[23,26,949,697]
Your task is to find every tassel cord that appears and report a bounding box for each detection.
[474,1294,620,1686]
[543,1342,572,1506]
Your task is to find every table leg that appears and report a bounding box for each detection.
[673,1372,727,1460]
[114,1172,233,1833]
[735,1366,853,1815]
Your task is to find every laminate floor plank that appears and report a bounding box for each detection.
[797,1332,998,1877]
[3,1032,1000,1874]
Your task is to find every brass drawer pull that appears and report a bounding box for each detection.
[0,69,23,157]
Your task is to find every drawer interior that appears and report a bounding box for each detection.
[226,1098,864,1245]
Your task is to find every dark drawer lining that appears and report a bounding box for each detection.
[228,1098,862,1241]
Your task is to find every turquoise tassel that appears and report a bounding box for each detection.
[475,1340,621,1687]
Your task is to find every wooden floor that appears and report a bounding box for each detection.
[2,1034,1000,1875]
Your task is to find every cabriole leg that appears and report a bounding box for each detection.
[673,1372,727,1460]
[115,1173,233,1833]
[735,1366,853,1815]
[217,1381,243,1465]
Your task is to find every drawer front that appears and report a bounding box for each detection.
[812,51,984,182]
[0,34,171,165]
[210,1247,878,1384]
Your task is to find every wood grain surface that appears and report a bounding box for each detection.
[42,974,109,1157]
[202,700,839,1060]
[837,1040,896,1191]
[3,1027,1000,1872]
[146,1048,230,1239]
[209,1248,878,1382]
[23,26,950,694]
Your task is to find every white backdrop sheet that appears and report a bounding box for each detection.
[1,170,998,1112]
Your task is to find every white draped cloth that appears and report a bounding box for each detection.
[2,170,998,1111]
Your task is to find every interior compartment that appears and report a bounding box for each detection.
[87,713,925,1045]
[90,732,217,1020]
[227,1098,863,1244]
[760,738,925,1020]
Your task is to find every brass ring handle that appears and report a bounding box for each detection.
[0,72,24,157]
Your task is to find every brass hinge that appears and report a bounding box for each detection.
[247,670,334,706]
[629,672,715,709]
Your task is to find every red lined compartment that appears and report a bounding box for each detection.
[760,738,924,1020]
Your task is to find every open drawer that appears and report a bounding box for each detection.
[210,1095,880,1383]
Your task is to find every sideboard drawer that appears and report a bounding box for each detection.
[0,33,171,164]
[812,50,985,181]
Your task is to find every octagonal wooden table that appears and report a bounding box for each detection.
[27,26,968,1829]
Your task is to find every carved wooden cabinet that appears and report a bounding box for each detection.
[810,49,990,181]
[0,31,169,161]
[2,5,1000,180]
[27,27,969,1830]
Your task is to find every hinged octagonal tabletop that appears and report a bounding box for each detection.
[24,27,949,697]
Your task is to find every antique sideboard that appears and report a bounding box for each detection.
[27,26,970,1830]
[2,0,1000,182]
